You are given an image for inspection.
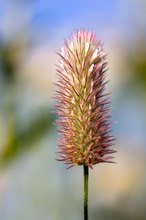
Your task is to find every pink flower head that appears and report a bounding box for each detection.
[55,29,115,169]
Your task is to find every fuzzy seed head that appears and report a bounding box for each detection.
[55,29,115,169]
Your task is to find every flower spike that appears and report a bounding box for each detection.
[55,29,115,168]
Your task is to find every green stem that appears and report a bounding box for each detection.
[84,165,89,220]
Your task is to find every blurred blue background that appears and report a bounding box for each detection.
[0,0,146,219]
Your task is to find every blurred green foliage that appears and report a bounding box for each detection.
[1,42,17,83]
[0,39,56,168]
[0,110,55,167]
[125,35,146,92]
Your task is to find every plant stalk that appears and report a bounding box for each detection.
[84,165,89,220]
